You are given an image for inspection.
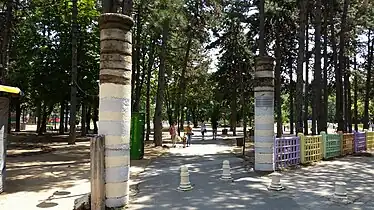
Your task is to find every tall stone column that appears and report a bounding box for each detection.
[99,13,134,208]
[0,97,9,193]
[254,56,275,171]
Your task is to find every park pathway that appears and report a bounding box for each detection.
[130,128,374,210]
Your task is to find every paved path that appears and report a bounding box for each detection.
[130,129,374,210]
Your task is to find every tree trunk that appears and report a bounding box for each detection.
[346,56,352,133]
[122,0,133,16]
[36,102,41,133]
[81,102,86,136]
[64,102,69,132]
[86,104,91,133]
[39,104,53,135]
[289,57,295,135]
[154,20,169,147]
[93,107,98,134]
[259,0,265,56]
[15,98,20,132]
[192,108,198,128]
[145,39,155,141]
[37,104,46,135]
[364,30,372,130]
[0,0,13,82]
[230,98,237,136]
[59,100,65,134]
[335,0,349,132]
[132,1,146,112]
[305,14,310,135]
[296,0,307,134]
[275,21,282,138]
[322,0,329,132]
[330,0,339,130]
[68,0,78,145]
[178,35,193,134]
[315,0,323,133]
[354,56,358,131]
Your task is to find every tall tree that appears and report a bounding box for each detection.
[353,56,358,131]
[259,0,265,56]
[68,0,78,144]
[305,12,309,135]
[314,0,323,133]
[296,0,307,133]
[275,19,282,137]
[321,0,329,132]
[364,30,372,129]
[335,0,349,132]
[0,0,13,83]
[154,19,169,146]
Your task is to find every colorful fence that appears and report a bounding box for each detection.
[274,136,300,169]
[273,130,371,170]
[342,133,354,155]
[366,131,374,151]
[321,132,341,159]
[354,131,366,153]
[298,134,323,164]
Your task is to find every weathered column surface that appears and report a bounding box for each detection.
[0,97,9,193]
[99,13,134,208]
[254,56,275,171]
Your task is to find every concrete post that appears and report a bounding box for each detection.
[0,97,9,193]
[268,172,284,191]
[90,135,105,210]
[178,165,193,191]
[98,13,134,208]
[221,160,232,180]
[254,56,275,171]
[334,181,347,198]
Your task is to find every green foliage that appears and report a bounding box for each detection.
[8,0,99,111]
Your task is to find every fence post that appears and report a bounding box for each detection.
[298,133,305,164]
[320,131,326,159]
[91,135,105,210]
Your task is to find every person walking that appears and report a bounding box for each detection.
[201,120,207,140]
[169,122,177,148]
[185,122,193,147]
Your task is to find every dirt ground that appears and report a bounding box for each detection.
[0,132,170,210]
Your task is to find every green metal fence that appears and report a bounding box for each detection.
[321,132,341,159]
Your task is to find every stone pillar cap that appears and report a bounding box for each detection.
[99,13,134,30]
[255,56,275,62]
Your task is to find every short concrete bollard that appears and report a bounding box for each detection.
[177,165,193,191]
[329,181,355,204]
[268,172,284,191]
[220,160,233,180]
[334,182,347,198]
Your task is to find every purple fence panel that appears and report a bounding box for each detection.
[274,136,300,170]
[354,131,366,153]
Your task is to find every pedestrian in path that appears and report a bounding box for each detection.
[201,120,207,140]
[169,121,177,148]
[185,122,193,147]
